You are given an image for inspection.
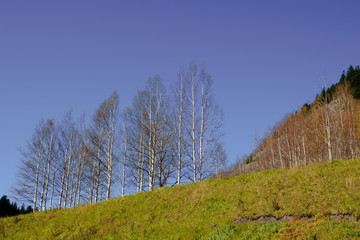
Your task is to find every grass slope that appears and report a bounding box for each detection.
[2,159,360,239]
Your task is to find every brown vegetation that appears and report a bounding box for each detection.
[221,65,360,177]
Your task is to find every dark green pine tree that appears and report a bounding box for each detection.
[0,195,33,217]
[347,65,360,99]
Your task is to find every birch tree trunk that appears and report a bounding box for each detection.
[88,147,96,204]
[325,109,333,162]
[148,92,155,191]
[277,136,283,169]
[58,145,68,208]
[64,132,73,209]
[190,66,197,182]
[122,125,127,197]
[198,76,205,182]
[94,129,102,203]
[43,127,53,210]
[323,77,333,163]
[33,129,43,212]
[176,70,184,185]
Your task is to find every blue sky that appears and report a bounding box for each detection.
[1,1,359,199]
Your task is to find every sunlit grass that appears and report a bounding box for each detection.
[1,159,360,239]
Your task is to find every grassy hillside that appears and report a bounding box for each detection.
[2,159,360,239]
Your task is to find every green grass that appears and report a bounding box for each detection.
[2,159,360,239]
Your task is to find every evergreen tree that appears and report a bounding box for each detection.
[0,195,33,217]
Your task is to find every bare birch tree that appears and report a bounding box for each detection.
[173,66,186,185]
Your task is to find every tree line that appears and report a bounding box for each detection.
[222,65,360,177]
[13,62,226,211]
[0,195,32,217]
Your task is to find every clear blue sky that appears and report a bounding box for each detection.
[1,1,359,199]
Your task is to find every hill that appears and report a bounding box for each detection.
[223,65,360,177]
[1,159,360,239]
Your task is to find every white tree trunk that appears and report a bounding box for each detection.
[43,133,53,210]
[177,75,183,185]
[63,133,73,209]
[198,80,205,182]
[58,146,68,208]
[33,130,43,212]
[148,95,155,191]
[191,73,197,182]
[122,128,127,197]
[277,137,283,169]
[325,110,333,162]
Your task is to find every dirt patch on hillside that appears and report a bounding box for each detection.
[234,213,357,224]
